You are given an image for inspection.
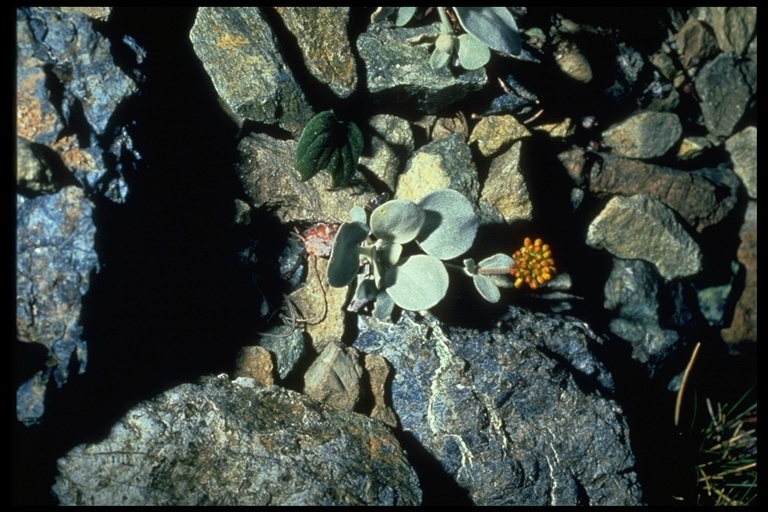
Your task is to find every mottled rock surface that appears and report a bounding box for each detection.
[53,375,421,506]
[355,310,643,506]
[601,111,682,159]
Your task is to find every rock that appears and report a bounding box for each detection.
[677,136,712,160]
[237,132,375,224]
[696,261,740,328]
[190,7,314,137]
[288,257,348,353]
[695,7,757,56]
[601,111,682,159]
[695,53,756,139]
[603,259,692,372]
[725,126,757,199]
[359,114,414,194]
[16,187,98,425]
[354,310,643,505]
[16,136,60,195]
[16,7,138,203]
[721,201,757,343]
[364,354,398,428]
[586,194,702,280]
[304,341,364,411]
[234,345,275,386]
[468,114,530,157]
[274,7,357,98]
[589,153,740,232]
[478,141,533,224]
[671,16,720,70]
[258,326,306,381]
[395,134,479,204]
[532,118,575,138]
[357,21,487,113]
[52,376,421,505]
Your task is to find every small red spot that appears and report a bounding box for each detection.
[302,223,339,258]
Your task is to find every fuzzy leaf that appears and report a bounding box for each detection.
[417,189,479,260]
[457,33,491,70]
[370,199,425,243]
[395,7,417,26]
[327,221,369,287]
[373,290,395,321]
[384,255,449,311]
[473,274,501,302]
[452,7,521,56]
[478,253,515,288]
[347,277,379,313]
[429,47,452,70]
[349,205,368,225]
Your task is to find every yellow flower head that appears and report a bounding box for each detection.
[509,237,557,290]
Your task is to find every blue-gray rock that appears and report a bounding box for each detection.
[16,7,139,203]
[16,187,98,425]
[695,52,756,138]
[355,310,643,505]
[52,375,421,506]
[258,325,306,381]
[357,21,487,113]
[725,126,757,199]
[604,259,695,373]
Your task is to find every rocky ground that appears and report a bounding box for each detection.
[15,7,755,506]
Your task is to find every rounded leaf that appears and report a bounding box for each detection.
[457,33,491,70]
[478,253,515,288]
[327,221,369,287]
[452,7,521,56]
[473,274,501,303]
[429,47,452,70]
[417,189,479,260]
[435,32,456,53]
[384,255,448,311]
[370,199,425,243]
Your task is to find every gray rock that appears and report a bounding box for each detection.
[478,141,533,224]
[53,376,421,505]
[586,194,702,280]
[601,111,682,159]
[304,341,364,411]
[589,152,740,232]
[725,126,757,198]
[258,325,306,381]
[16,136,59,195]
[604,259,687,371]
[696,261,740,328]
[236,132,375,224]
[695,53,756,139]
[360,114,414,194]
[357,21,487,113]
[190,7,315,137]
[16,187,98,425]
[395,133,479,204]
[355,310,643,505]
[696,7,757,56]
[275,7,357,98]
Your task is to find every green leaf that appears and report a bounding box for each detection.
[384,255,448,311]
[349,205,368,225]
[452,7,521,57]
[370,199,425,243]
[295,111,336,181]
[417,189,479,260]
[457,33,491,70]
[294,111,364,188]
[478,253,515,288]
[327,221,369,287]
[373,290,395,321]
[473,274,501,302]
[429,47,452,70]
[395,7,417,26]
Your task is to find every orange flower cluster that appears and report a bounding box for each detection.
[509,237,556,289]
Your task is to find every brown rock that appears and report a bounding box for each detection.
[235,346,275,386]
[721,201,757,343]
